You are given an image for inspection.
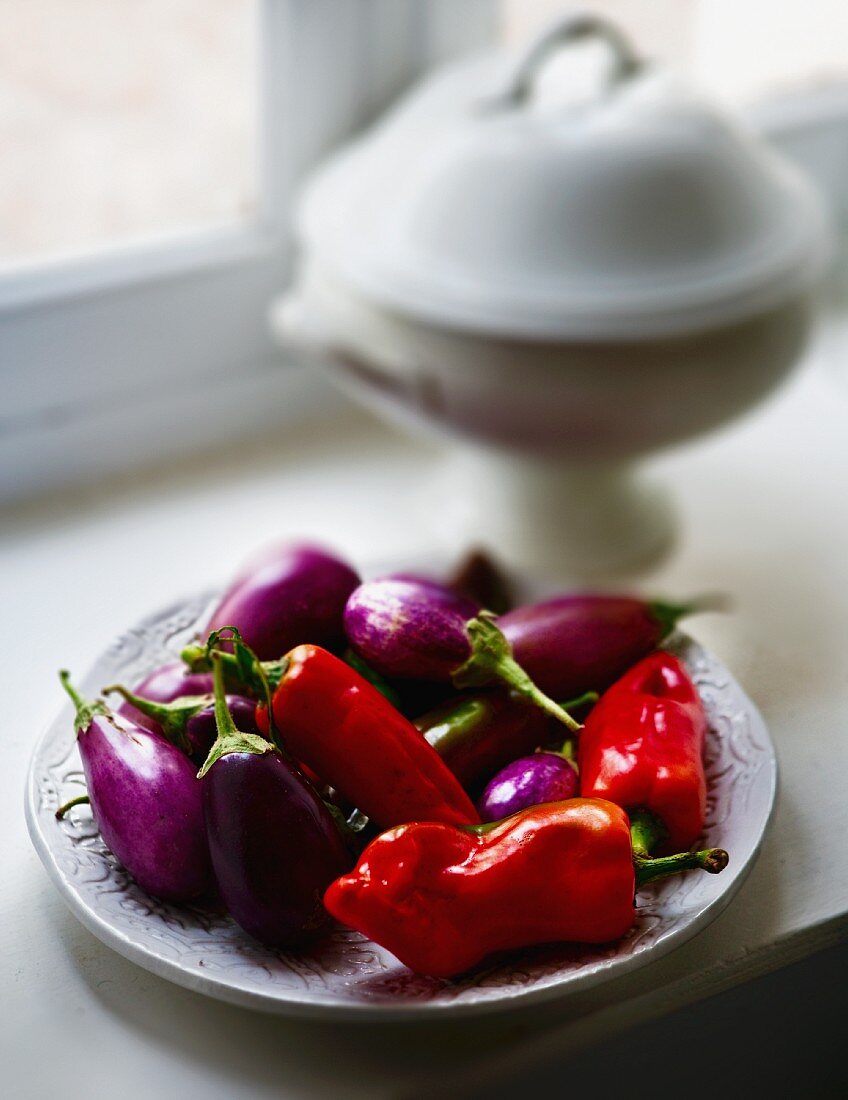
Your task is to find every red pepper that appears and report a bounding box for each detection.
[578,652,707,852]
[325,798,727,978]
[256,645,479,829]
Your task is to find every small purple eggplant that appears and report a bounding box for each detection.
[207,542,360,660]
[477,752,578,822]
[103,682,258,763]
[344,578,581,730]
[58,671,212,902]
[199,650,351,948]
[115,661,214,734]
[499,594,722,700]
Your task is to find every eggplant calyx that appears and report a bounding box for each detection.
[59,670,110,734]
[197,650,275,777]
[196,730,272,778]
[102,684,211,754]
[181,640,288,696]
[453,614,582,732]
[649,593,728,639]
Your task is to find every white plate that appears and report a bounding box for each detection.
[26,592,776,1019]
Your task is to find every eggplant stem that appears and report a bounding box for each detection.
[55,794,90,820]
[59,670,110,734]
[454,614,582,731]
[650,594,729,639]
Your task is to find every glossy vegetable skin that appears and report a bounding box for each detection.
[115,661,213,734]
[208,543,360,659]
[344,579,581,729]
[579,651,708,852]
[104,682,258,763]
[59,672,212,902]
[416,692,551,792]
[477,751,578,822]
[199,653,350,948]
[500,594,714,700]
[325,798,728,978]
[255,644,480,829]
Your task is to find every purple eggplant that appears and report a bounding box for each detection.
[58,671,212,902]
[499,594,721,700]
[447,548,514,615]
[344,578,581,730]
[103,682,258,763]
[199,649,350,948]
[477,752,578,822]
[207,542,360,660]
[115,661,214,734]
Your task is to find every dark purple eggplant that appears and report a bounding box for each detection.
[199,650,350,948]
[207,542,360,660]
[499,594,721,700]
[344,578,580,730]
[58,671,212,902]
[103,682,258,763]
[115,661,214,734]
[477,752,578,822]
[447,548,514,615]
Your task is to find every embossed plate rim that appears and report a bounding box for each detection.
[26,594,777,1019]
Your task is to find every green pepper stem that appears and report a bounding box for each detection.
[55,794,90,820]
[634,846,729,887]
[453,614,582,731]
[629,808,668,859]
[650,594,729,639]
[196,652,273,779]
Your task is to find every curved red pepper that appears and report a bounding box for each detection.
[325,799,636,978]
[578,651,707,851]
[256,645,479,829]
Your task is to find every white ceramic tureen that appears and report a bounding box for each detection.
[272,13,829,576]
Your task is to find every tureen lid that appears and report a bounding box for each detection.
[296,14,829,340]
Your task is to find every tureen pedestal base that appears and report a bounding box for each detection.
[428,449,675,581]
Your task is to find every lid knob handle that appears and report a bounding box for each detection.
[500,12,643,106]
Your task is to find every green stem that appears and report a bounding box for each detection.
[196,653,273,779]
[59,670,109,734]
[55,794,90,820]
[453,614,582,731]
[629,808,667,859]
[634,846,729,888]
[650,594,728,639]
[559,690,599,713]
[102,684,211,754]
[551,693,599,763]
[181,642,288,694]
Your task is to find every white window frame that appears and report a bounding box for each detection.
[0,0,497,503]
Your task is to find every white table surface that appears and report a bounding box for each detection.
[4,352,848,1099]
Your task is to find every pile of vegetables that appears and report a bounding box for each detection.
[56,541,728,978]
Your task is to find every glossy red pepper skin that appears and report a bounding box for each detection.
[256,645,480,829]
[578,652,707,852]
[324,799,635,978]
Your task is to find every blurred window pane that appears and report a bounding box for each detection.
[0,0,258,267]
[501,1,848,105]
